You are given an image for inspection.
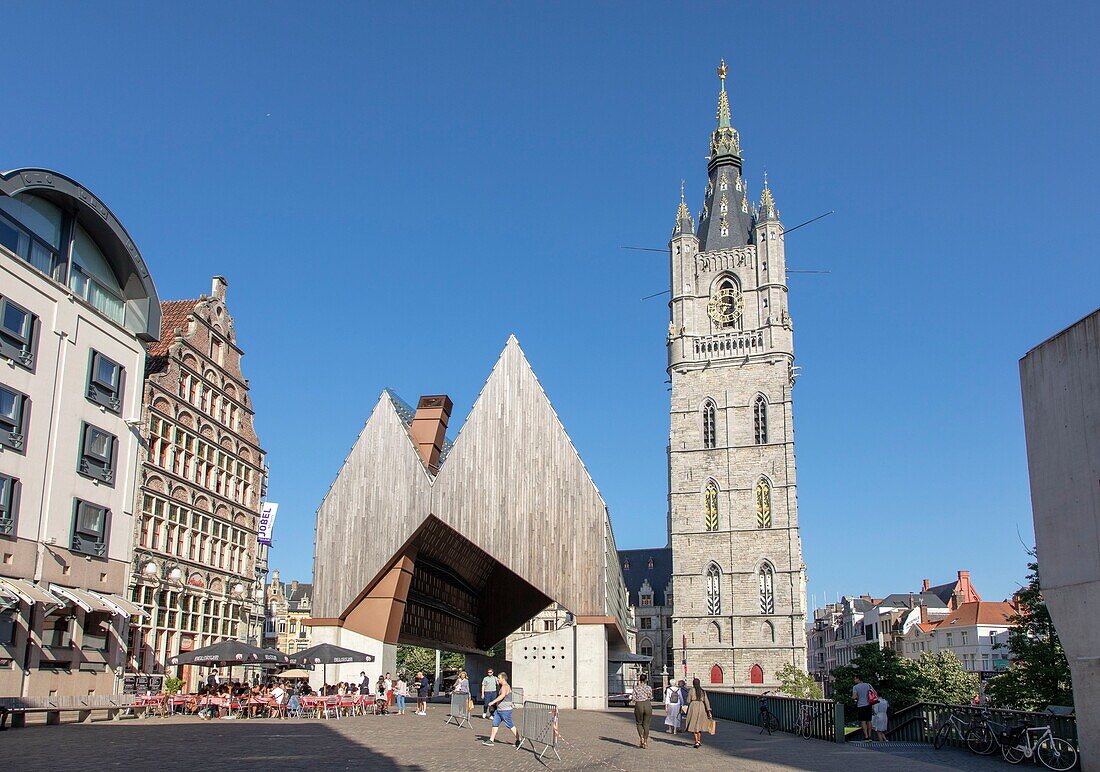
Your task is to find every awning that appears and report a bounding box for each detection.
[50,584,117,614]
[0,577,64,609]
[90,591,149,619]
[608,652,653,663]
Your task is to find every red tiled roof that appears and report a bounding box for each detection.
[145,299,200,374]
[938,601,1016,628]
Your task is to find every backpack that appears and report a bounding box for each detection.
[867,686,879,706]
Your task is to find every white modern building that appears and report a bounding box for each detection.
[1020,308,1100,770]
[0,168,158,697]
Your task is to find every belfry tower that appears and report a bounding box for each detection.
[667,61,807,690]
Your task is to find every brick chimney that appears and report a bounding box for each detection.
[922,578,930,592]
[410,395,453,474]
[211,275,228,300]
[920,603,928,625]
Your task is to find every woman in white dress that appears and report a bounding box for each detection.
[871,695,889,742]
[663,682,682,733]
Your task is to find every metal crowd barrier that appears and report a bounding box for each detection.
[444,691,471,728]
[517,700,561,762]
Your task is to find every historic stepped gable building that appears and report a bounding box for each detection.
[667,62,807,690]
[311,337,632,708]
[127,277,268,685]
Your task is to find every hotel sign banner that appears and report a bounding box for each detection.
[258,502,279,545]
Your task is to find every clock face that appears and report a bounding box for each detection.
[707,286,744,325]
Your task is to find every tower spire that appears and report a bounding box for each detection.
[758,170,780,223]
[673,179,695,236]
[698,59,751,249]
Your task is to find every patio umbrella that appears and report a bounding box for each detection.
[288,643,375,688]
[275,668,313,679]
[167,640,285,667]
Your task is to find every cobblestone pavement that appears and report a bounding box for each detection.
[3,705,1010,771]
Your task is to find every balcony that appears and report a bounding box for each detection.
[692,329,766,360]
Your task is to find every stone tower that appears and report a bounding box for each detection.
[667,61,806,691]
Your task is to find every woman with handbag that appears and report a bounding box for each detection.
[663,681,682,733]
[684,678,713,749]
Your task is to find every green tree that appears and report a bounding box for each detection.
[830,643,920,709]
[163,677,184,695]
[911,650,979,705]
[986,561,1073,711]
[776,664,823,699]
[395,645,467,676]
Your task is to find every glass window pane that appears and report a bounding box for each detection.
[0,388,16,421]
[79,504,104,534]
[71,225,122,297]
[94,355,119,388]
[2,303,28,339]
[0,194,62,248]
[87,427,111,458]
[0,217,25,255]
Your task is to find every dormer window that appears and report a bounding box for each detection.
[641,593,653,607]
[647,557,654,569]
[623,559,630,571]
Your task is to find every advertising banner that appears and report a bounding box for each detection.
[258,502,279,545]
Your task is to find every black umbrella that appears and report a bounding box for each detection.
[167,640,288,668]
[288,643,374,687]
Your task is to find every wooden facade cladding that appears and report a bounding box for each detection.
[313,337,630,644]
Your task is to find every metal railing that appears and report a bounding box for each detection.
[885,702,1078,747]
[708,691,842,742]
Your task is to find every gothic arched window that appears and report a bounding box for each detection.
[710,620,722,643]
[763,620,776,642]
[756,478,772,529]
[702,400,716,449]
[759,563,775,615]
[754,395,768,444]
[710,664,724,684]
[706,564,721,615]
[704,481,719,532]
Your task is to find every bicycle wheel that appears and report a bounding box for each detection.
[933,721,953,750]
[965,724,997,756]
[766,714,780,734]
[1001,744,1027,764]
[1037,738,1077,771]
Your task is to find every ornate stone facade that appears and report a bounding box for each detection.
[127,277,268,687]
[264,570,313,656]
[667,65,807,691]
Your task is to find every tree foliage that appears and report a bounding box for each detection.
[164,677,185,695]
[911,650,979,705]
[395,645,464,676]
[986,561,1073,711]
[830,643,920,709]
[776,664,823,699]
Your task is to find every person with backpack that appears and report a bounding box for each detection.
[852,674,878,741]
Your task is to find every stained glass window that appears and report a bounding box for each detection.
[704,481,719,532]
[756,478,772,528]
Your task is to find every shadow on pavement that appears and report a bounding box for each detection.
[0,719,419,772]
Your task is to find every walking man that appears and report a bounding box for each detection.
[852,674,875,741]
[481,668,498,720]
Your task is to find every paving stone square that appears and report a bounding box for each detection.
[1,704,1014,772]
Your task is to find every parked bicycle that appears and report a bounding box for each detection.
[758,691,780,735]
[794,703,824,739]
[932,708,1001,755]
[998,720,1077,770]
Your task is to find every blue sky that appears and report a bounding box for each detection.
[6,2,1098,607]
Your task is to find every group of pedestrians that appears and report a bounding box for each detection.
[631,676,713,749]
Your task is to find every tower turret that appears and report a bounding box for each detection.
[697,60,753,250]
[669,182,699,345]
[752,172,789,329]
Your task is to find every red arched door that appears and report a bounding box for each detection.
[710,664,724,684]
[750,664,764,684]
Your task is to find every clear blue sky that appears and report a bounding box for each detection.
[7,2,1098,607]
